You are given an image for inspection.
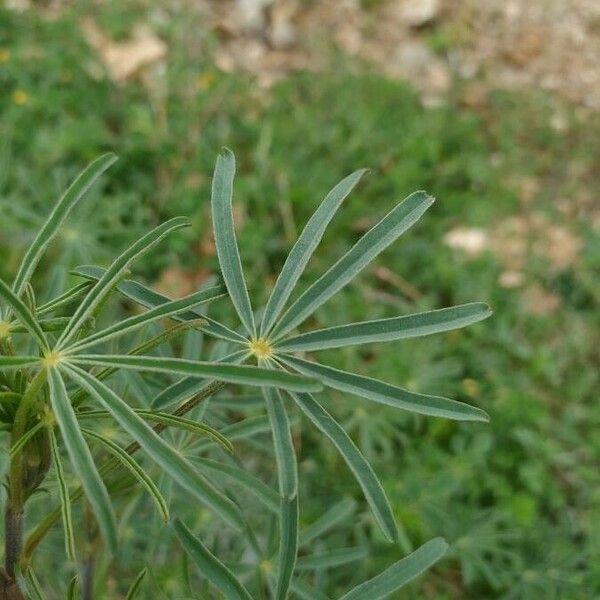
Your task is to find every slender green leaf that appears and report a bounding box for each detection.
[150,349,249,410]
[211,148,256,337]
[290,578,331,600]
[173,517,254,600]
[24,568,45,600]
[338,537,448,600]
[271,191,434,340]
[194,458,279,513]
[299,498,357,546]
[288,391,397,543]
[125,567,148,600]
[49,428,76,561]
[196,415,271,451]
[0,356,40,370]
[10,420,45,459]
[275,495,298,600]
[47,368,117,553]
[68,285,224,352]
[70,355,322,393]
[77,410,232,453]
[278,303,492,351]
[82,427,169,522]
[72,265,248,344]
[282,355,489,422]
[296,547,368,570]
[57,217,191,349]
[12,153,117,297]
[262,387,297,500]
[10,317,93,334]
[37,282,92,317]
[0,278,48,349]
[261,169,367,336]
[63,364,244,531]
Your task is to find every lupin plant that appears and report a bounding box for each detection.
[0,151,490,599]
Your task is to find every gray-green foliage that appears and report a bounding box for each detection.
[0,152,491,598]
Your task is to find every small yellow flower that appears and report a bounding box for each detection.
[0,49,10,63]
[12,89,29,105]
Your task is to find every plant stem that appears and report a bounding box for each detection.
[21,380,226,565]
[5,368,47,579]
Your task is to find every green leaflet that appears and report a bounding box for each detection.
[77,410,233,453]
[296,547,368,570]
[274,495,298,600]
[338,537,448,600]
[270,191,434,340]
[12,153,117,298]
[0,356,41,370]
[278,302,492,351]
[72,264,249,344]
[70,354,322,393]
[36,282,92,317]
[47,368,117,553]
[0,277,48,350]
[260,169,367,336]
[68,285,224,352]
[262,386,298,500]
[10,421,45,459]
[211,149,256,337]
[49,428,77,561]
[173,518,254,600]
[194,458,279,513]
[63,364,244,531]
[288,391,397,543]
[125,568,148,600]
[57,217,191,350]
[299,498,357,547]
[81,427,169,522]
[281,355,489,422]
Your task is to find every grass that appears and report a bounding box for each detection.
[1,2,599,598]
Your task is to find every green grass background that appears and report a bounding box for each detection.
[0,3,599,598]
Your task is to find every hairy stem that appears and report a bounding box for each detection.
[5,368,48,579]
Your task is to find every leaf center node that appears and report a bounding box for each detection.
[248,338,272,359]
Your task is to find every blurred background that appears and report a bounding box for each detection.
[0,0,599,598]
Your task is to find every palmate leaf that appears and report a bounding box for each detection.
[275,495,299,600]
[69,355,321,393]
[278,302,492,352]
[260,169,367,336]
[270,191,435,340]
[211,149,256,337]
[12,153,117,298]
[72,265,247,344]
[57,217,191,350]
[281,355,489,422]
[81,427,169,522]
[338,537,448,600]
[0,278,48,350]
[288,392,397,543]
[63,364,244,531]
[48,428,76,562]
[173,517,253,600]
[47,368,117,553]
[67,284,224,352]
